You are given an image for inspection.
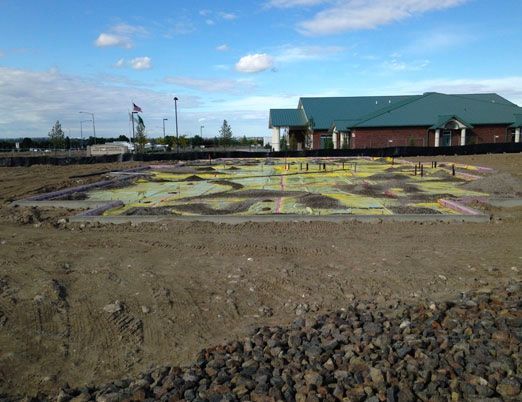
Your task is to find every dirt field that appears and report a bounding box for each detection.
[0,154,521,397]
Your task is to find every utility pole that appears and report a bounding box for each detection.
[200,125,204,137]
[174,97,179,153]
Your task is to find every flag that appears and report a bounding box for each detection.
[137,115,145,127]
[132,103,142,113]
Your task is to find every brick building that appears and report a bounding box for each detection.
[268,92,522,151]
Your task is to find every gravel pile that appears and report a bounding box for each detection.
[37,283,521,402]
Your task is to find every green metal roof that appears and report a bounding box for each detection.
[270,93,522,131]
[511,114,522,128]
[269,108,307,128]
[298,95,415,130]
[331,119,362,131]
[350,92,522,128]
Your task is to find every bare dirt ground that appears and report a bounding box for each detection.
[0,154,521,397]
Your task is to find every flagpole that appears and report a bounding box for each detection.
[131,112,136,150]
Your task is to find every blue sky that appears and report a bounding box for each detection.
[0,0,521,139]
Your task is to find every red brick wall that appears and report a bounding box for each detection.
[350,127,428,149]
[309,125,511,149]
[470,125,509,144]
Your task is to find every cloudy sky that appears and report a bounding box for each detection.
[0,0,521,139]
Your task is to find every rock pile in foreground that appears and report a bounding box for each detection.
[43,283,522,401]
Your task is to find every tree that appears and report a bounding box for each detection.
[117,135,130,142]
[21,137,33,149]
[48,120,65,149]
[191,135,205,148]
[219,120,233,147]
[135,119,147,153]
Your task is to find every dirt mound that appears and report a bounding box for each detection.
[428,169,466,182]
[181,175,205,182]
[462,172,522,197]
[336,182,382,197]
[368,172,410,181]
[389,205,441,214]
[211,179,244,190]
[227,166,241,170]
[196,166,216,172]
[297,193,343,209]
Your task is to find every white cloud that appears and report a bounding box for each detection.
[94,23,147,48]
[216,44,229,51]
[130,57,152,70]
[283,0,469,36]
[275,45,345,63]
[165,76,255,93]
[235,53,274,73]
[0,66,202,137]
[206,19,215,25]
[95,33,132,49]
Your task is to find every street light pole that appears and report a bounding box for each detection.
[174,97,179,153]
[80,119,91,149]
[79,111,96,141]
[200,125,204,137]
[162,118,168,139]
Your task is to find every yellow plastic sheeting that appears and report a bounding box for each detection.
[86,157,489,216]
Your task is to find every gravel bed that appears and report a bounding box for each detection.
[30,282,521,401]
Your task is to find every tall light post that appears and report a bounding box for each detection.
[79,111,96,141]
[162,118,168,139]
[80,119,91,149]
[200,125,204,137]
[173,97,179,153]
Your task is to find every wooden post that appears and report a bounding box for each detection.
[306,163,308,171]
[420,164,424,177]
[414,165,417,176]
[452,164,455,176]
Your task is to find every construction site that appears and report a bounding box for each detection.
[11,157,505,222]
[0,153,521,400]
